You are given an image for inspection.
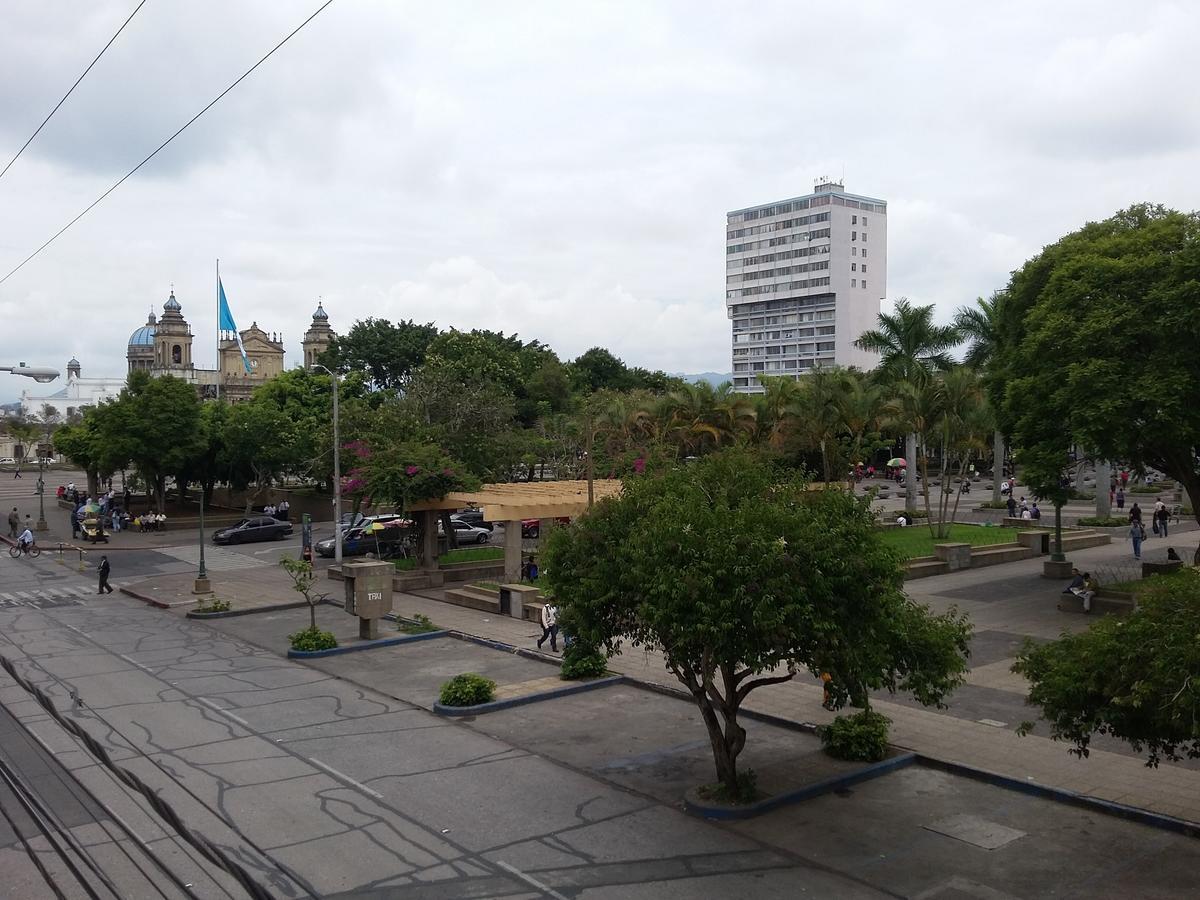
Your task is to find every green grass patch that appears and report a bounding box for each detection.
[880,524,1043,559]
[393,546,504,571]
[1076,516,1130,527]
[1101,568,1191,595]
[396,613,439,634]
[1129,485,1163,494]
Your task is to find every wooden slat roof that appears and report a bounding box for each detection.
[409,479,622,520]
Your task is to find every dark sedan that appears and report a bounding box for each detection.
[213,516,293,545]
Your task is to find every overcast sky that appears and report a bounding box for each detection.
[2,0,1198,399]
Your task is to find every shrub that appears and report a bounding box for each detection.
[820,709,891,762]
[696,769,759,805]
[1129,484,1163,493]
[559,642,608,680]
[195,598,231,614]
[439,673,496,707]
[397,613,438,635]
[978,500,1009,509]
[288,626,338,652]
[1076,516,1131,527]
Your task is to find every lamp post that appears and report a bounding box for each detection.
[193,485,210,594]
[0,364,60,384]
[312,365,342,568]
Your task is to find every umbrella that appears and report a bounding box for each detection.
[887,457,907,468]
[366,520,386,557]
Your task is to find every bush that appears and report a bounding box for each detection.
[559,642,608,680]
[439,673,496,707]
[820,709,891,762]
[696,768,759,805]
[1129,484,1163,493]
[1076,516,1130,527]
[978,500,1009,509]
[195,598,231,614]
[397,613,438,634]
[288,626,338,652]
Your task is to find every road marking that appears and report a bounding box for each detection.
[196,697,250,727]
[978,718,1008,728]
[495,861,569,900]
[306,757,383,800]
[118,653,153,673]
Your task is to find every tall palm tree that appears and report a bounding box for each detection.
[855,298,960,511]
[753,375,804,451]
[953,293,1006,504]
[836,371,884,483]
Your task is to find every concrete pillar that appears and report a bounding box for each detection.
[992,431,1005,504]
[504,519,522,585]
[905,433,918,513]
[420,510,439,569]
[1095,459,1112,518]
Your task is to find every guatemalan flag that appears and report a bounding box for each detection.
[218,277,253,374]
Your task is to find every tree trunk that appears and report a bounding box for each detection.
[992,431,1004,504]
[1095,459,1112,519]
[87,469,100,499]
[905,433,917,513]
[440,510,458,550]
[1074,449,1086,494]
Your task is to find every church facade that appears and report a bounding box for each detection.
[20,290,337,416]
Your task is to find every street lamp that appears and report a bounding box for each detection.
[312,365,342,568]
[193,485,211,595]
[0,363,60,383]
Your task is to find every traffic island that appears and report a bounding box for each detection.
[287,629,448,658]
[433,674,625,717]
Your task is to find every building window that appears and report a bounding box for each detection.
[172,344,182,364]
[851,231,857,241]
[852,247,857,256]
[862,248,867,258]
[861,264,867,273]
[851,263,857,272]
[817,341,835,352]
[852,279,857,287]
[862,216,868,226]
[862,280,868,290]
[862,232,867,242]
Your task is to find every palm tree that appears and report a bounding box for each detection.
[753,375,804,451]
[855,298,960,511]
[836,371,884,484]
[953,293,1006,504]
[883,379,946,531]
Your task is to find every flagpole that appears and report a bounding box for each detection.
[217,257,222,400]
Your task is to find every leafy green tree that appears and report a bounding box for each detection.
[1014,568,1200,765]
[543,450,970,795]
[320,317,438,390]
[222,402,298,513]
[992,205,1200,554]
[856,299,960,512]
[570,347,636,393]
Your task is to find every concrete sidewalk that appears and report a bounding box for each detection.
[121,530,1200,829]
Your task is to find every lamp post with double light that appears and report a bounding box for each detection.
[311,365,342,568]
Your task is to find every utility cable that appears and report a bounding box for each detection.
[0,0,335,287]
[0,0,150,182]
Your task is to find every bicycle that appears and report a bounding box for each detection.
[8,543,41,559]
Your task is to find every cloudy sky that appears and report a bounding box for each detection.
[1,0,1198,399]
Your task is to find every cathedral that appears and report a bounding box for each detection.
[124,290,336,401]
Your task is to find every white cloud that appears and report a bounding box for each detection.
[3,0,1200,399]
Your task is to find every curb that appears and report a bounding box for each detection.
[914,755,1200,839]
[118,586,171,610]
[433,674,626,717]
[683,752,918,820]
[287,629,449,658]
[187,600,318,620]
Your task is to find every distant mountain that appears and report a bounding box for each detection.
[675,372,734,387]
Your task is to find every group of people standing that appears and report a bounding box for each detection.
[263,500,291,520]
[1126,499,1174,560]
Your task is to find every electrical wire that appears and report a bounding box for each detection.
[0,0,336,287]
[0,0,150,182]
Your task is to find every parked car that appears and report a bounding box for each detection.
[453,508,493,531]
[520,517,570,539]
[0,457,14,465]
[438,516,491,544]
[316,521,410,558]
[213,516,293,545]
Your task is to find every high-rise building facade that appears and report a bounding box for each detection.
[727,180,887,393]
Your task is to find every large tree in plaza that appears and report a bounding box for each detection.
[542,450,970,796]
[994,204,1200,560]
[855,299,960,512]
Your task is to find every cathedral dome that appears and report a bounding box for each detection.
[164,290,181,312]
[312,302,328,321]
[128,324,156,347]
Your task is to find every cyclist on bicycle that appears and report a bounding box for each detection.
[16,526,34,555]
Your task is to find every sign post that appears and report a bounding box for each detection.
[342,559,392,640]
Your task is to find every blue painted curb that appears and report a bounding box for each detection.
[433,674,626,717]
[187,600,316,619]
[287,629,449,658]
[915,754,1200,839]
[684,751,918,821]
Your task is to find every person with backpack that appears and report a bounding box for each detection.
[536,601,559,652]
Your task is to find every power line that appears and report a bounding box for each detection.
[0,0,336,288]
[0,0,150,183]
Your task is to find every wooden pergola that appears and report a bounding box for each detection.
[409,480,623,582]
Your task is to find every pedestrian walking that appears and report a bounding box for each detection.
[1006,495,1017,518]
[1154,499,1168,537]
[1130,520,1146,560]
[13,463,21,479]
[97,556,113,594]
[1129,502,1142,525]
[1116,488,1125,510]
[7,507,18,539]
[536,601,560,652]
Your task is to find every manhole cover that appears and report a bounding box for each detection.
[923,814,1026,850]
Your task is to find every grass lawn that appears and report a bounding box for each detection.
[879,524,1042,559]
[393,546,504,571]
[1101,568,1191,595]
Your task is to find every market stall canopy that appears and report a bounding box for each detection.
[409,479,623,521]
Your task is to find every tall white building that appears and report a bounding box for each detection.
[727,179,887,393]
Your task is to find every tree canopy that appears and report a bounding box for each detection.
[543,450,970,793]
